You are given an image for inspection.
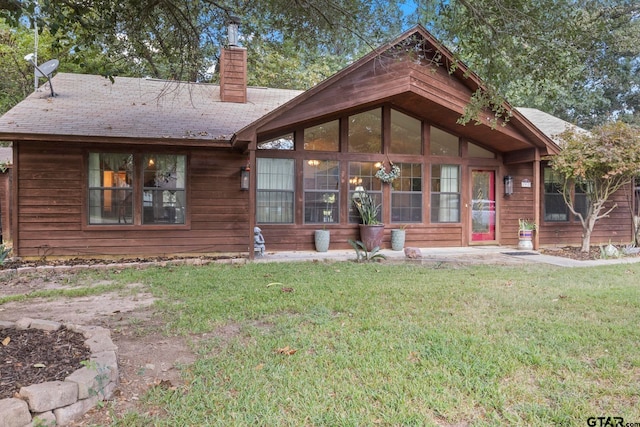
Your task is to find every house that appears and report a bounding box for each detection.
[0,25,633,259]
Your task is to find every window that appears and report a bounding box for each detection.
[88,153,186,225]
[89,153,133,224]
[573,182,589,220]
[142,155,186,224]
[390,109,422,154]
[468,142,495,159]
[257,158,295,223]
[258,133,294,150]
[391,163,422,222]
[544,166,589,221]
[431,165,460,223]
[348,109,382,153]
[304,121,339,151]
[544,167,568,221]
[348,162,382,223]
[304,160,339,223]
[430,127,459,156]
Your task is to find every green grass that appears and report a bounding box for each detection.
[24,261,640,425]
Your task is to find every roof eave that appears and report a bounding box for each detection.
[0,132,233,148]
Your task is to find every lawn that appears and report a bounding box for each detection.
[105,260,639,426]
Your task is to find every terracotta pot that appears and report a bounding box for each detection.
[359,224,384,251]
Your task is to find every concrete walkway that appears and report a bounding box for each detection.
[253,245,640,268]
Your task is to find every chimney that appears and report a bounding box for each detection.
[220,16,247,103]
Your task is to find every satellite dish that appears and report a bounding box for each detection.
[24,55,59,97]
[35,59,59,78]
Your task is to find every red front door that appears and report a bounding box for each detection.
[471,170,496,241]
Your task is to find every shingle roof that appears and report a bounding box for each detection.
[517,107,585,144]
[0,73,302,143]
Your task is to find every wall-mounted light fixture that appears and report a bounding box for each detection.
[240,166,250,190]
[504,175,514,196]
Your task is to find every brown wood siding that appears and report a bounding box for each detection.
[501,164,536,247]
[538,183,634,248]
[258,224,464,252]
[0,169,10,243]
[15,142,250,258]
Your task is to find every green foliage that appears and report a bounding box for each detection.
[553,122,640,181]
[0,243,10,264]
[518,218,537,231]
[551,121,640,250]
[80,360,110,405]
[413,0,640,128]
[352,190,381,225]
[0,0,405,87]
[347,239,386,262]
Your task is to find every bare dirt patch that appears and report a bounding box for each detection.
[0,272,198,425]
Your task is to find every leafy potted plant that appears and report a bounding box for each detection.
[353,190,384,251]
[518,218,537,250]
[390,225,406,251]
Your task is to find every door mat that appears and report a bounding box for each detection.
[502,252,539,256]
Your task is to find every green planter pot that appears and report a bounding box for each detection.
[390,229,406,251]
[314,229,330,252]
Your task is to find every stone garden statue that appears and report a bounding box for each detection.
[254,226,265,256]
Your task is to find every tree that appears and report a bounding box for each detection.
[413,0,640,128]
[551,122,640,252]
[2,1,638,128]
[0,0,405,85]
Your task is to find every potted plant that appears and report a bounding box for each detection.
[390,225,406,251]
[314,227,330,252]
[518,218,536,250]
[353,190,384,251]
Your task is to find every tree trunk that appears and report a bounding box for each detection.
[581,215,598,252]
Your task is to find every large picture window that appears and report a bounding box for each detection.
[390,109,422,155]
[431,165,460,223]
[88,153,186,225]
[391,163,422,222]
[348,109,382,153]
[304,121,339,151]
[430,127,459,156]
[257,158,295,223]
[304,160,339,224]
[348,162,382,223]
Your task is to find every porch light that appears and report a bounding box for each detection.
[504,175,514,196]
[227,16,241,46]
[240,166,250,190]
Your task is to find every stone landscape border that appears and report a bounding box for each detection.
[0,318,118,427]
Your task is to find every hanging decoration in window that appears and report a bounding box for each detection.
[375,160,401,183]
